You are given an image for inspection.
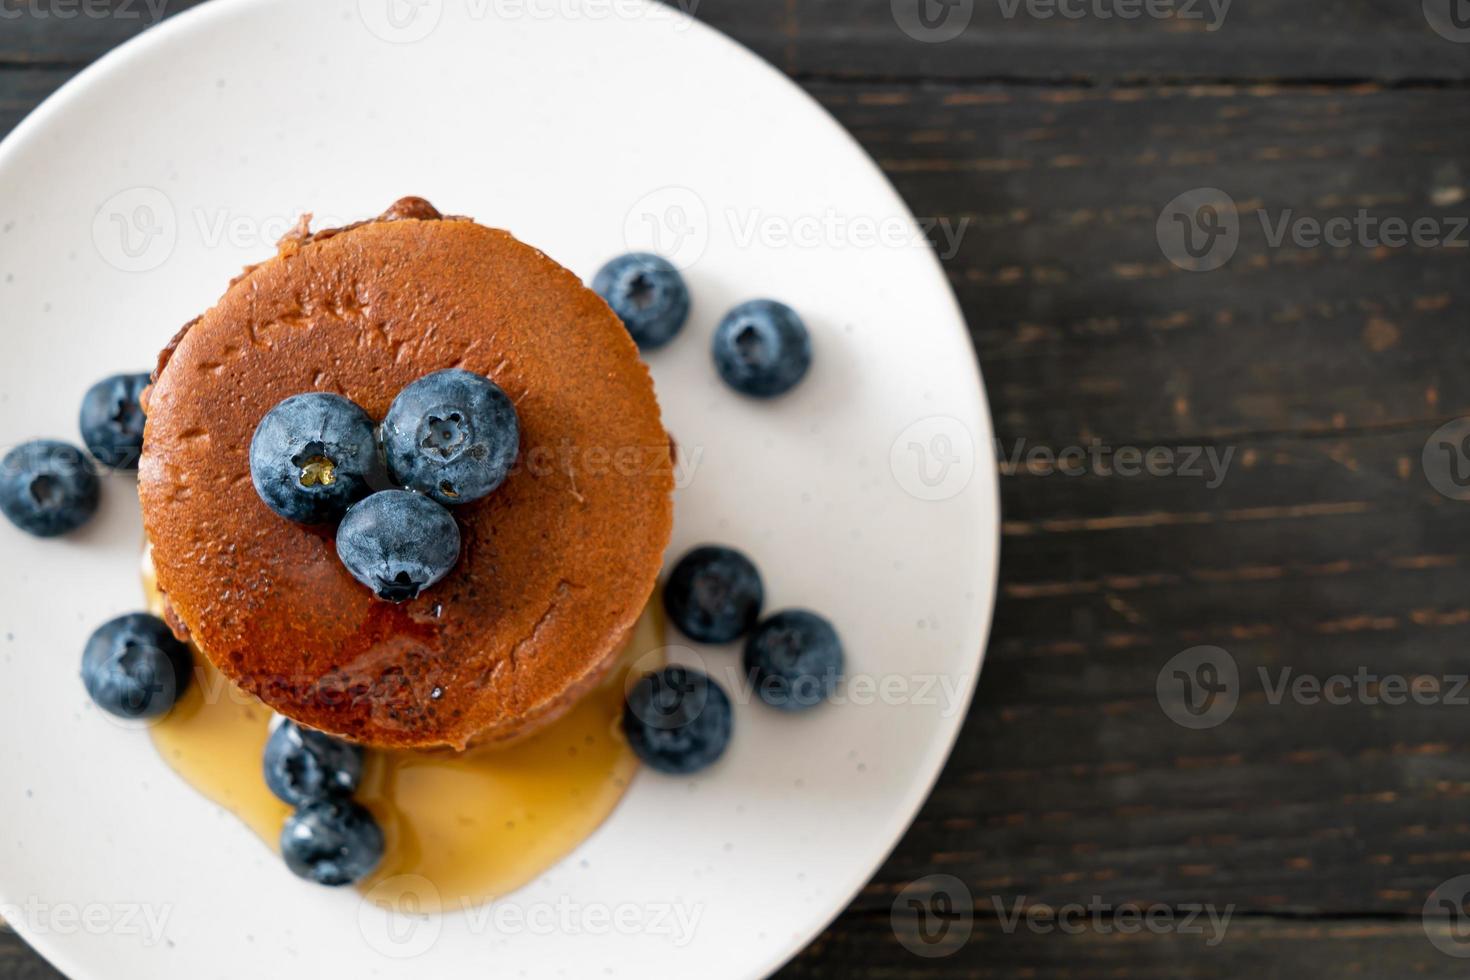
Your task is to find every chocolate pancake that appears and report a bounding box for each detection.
[139,199,674,750]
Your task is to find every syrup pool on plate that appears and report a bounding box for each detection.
[142,545,662,911]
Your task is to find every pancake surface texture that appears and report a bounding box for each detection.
[139,200,674,749]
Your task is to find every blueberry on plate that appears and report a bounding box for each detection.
[381,369,519,507]
[78,372,150,470]
[249,392,379,525]
[280,798,384,887]
[662,545,764,644]
[592,252,690,350]
[0,440,100,538]
[263,719,365,806]
[81,613,193,720]
[336,489,461,603]
[622,666,733,775]
[744,609,844,712]
[712,299,812,398]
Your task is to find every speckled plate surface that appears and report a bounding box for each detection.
[0,1,998,976]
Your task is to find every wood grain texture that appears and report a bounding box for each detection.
[0,932,62,980]
[694,0,1470,82]
[3,1,1470,978]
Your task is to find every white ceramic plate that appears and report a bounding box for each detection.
[0,1,998,976]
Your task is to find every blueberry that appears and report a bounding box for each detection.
[712,300,812,398]
[81,613,193,720]
[249,393,378,525]
[0,440,100,538]
[79,372,150,470]
[381,369,519,507]
[662,545,764,644]
[622,666,733,775]
[280,798,384,887]
[592,253,690,350]
[263,720,365,805]
[336,489,461,603]
[744,610,843,712]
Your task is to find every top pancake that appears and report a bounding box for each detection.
[138,201,674,750]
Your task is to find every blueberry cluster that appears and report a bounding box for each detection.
[1,371,152,539]
[593,252,834,776]
[592,253,814,398]
[264,720,383,887]
[248,369,519,603]
[621,545,845,776]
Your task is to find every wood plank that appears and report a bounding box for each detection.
[778,916,1469,978]
[0,0,201,65]
[1,0,1467,81]
[695,0,1470,82]
[0,70,71,132]
[809,82,1470,440]
[0,931,63,980]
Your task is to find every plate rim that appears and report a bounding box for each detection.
[0,1,1002,976]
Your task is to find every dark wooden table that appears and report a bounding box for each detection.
[5,1,1470,976]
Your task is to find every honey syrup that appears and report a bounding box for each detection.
[142,546,660,911]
